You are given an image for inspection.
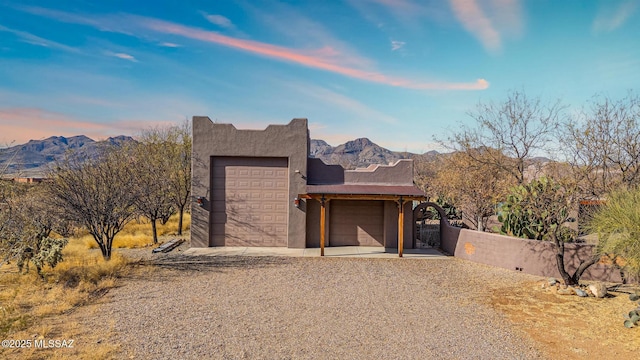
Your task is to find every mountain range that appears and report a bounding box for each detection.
[0,135,439,177]
[0,135,134,177]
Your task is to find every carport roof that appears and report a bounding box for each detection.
[303,184,426,200]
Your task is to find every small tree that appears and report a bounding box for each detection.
[445,90,564,184]
[563,92,640,197]
[498,176,599,285]
[587,187,640,281]
[48,147,139,260]
[431,149,513,231]
[167,121,192,236]
[132,128,176,244]
[0,183,68,277]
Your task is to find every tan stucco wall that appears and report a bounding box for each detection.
[440,224,623,282]
[305,199,412,249]
[191,117,309,248]
[344,160,414,185]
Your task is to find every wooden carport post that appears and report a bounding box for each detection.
[398,196,404,258]
[320,195,327,257]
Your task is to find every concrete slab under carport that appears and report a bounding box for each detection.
[183,246,448,259]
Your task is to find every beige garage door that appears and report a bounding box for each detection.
[329,200,384,246]
[211,157,288,247]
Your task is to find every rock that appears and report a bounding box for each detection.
[548,278,558,286]
[588,283,608,298]
[573,288,588,297]
[557,288,574,295]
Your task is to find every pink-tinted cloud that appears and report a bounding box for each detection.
[141,18,488,90]
[0,108,173,144]
[449,0,501,51]
[16,5,488,91]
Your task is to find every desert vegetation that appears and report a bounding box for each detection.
[424,90,640,284]
[0,121,192,358]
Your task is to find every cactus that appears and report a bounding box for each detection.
[498,177,573,242]
[625,319,635,328]
[623,301,640,328]
[630,294,640,301]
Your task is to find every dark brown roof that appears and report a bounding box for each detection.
[306,184,425,197]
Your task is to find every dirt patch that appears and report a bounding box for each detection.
[491,282,640,359]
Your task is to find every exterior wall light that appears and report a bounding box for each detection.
[294,197,300,208]
[196,196,205,207]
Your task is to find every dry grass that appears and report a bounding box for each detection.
[491,281,640,359]
[72,213,191,249]
[0,213,189,359]
[0,256,122,359]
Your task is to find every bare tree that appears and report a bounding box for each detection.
[446,90,564,184]
[167,121,192,236]
[431,149,513,231]
[132,128,176,244]
[48,147,139,260]
[563,92,640,197]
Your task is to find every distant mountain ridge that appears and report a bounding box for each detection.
[310,137,439,169]
[0,135,134,177]
[1,135,436,177]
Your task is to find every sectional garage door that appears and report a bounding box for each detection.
[211,157,288,247]
[329,200,384,246]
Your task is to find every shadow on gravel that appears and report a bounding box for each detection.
[131,255,294,272]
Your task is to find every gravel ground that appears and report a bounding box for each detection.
[79,253,545,359]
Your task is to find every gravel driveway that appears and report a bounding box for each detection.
[80,255,545,359]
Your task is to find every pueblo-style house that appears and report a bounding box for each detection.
[190,117,426,256]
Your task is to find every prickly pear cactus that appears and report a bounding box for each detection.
[498,176,571,241]
[624,295,640,328]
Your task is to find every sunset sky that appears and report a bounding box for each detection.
[1,1,639,152]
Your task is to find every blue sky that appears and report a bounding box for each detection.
[1,0,639,152]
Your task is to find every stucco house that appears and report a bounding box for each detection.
[190,117,426,255]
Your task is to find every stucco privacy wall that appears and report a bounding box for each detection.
[191,117,308,248]
[344,160,414,185]
[440,222,622,282]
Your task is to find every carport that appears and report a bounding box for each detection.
[301,184,426,257]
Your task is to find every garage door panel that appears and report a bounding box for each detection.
[330,200,384,246]
[211,157,288,247]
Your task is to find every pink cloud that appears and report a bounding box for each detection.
[16,6,489,91]
[141,18,488,90]
[449,0,501,51]
[0,108,174,144]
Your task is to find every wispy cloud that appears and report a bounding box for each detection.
[593,0,638,33]
[391,40,405,51]
[286,82,398,124]
[0,24,79,53]
[105,51,138,62]
[141,18,488,90]
[202,13,234,29]
[159,42,180,48]
[348,0,448,28]
[16,6,488,91]
[449,0,501,52]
